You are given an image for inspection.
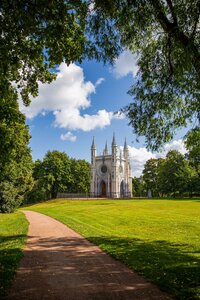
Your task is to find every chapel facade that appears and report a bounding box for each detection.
[90,134,132,198]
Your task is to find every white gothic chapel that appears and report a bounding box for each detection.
[90,134,132,198]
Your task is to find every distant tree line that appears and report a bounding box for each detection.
[132,128,200,197]
[25,150,90,204]
[0,149,90,212]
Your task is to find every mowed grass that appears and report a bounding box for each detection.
[23,199,200,299]
[0,212,28,298]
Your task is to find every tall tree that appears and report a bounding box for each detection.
[34,151,72,199]
[132,177,146,197]
[27,153,91,202]
[0,91,33,212]
[142,158,164,197]
[157,150,196,196]
[184,128,200,195]
[185,127,200,173]
[70,159,90,193]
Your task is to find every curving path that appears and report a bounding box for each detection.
[6,211,171,300]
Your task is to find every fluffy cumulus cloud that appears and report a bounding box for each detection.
[113,50,139,78]
[159,139,187,156]
[127,139,187,177]
[54,109,121,132]
[19,63,120,136]
[128,146,155,178]
[60,132,77,142]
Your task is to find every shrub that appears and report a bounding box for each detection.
[0,181,23,213]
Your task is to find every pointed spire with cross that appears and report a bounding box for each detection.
[91,136,96,149]
[124,137,129,159]
[112,132,116,146]
[124,137,128,150]
[104,140,108,155]
[91,136,96,165]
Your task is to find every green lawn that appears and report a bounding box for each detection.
[0,212,28,298]
[23,198,200,299]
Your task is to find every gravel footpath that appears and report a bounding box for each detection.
[6,210,171,300]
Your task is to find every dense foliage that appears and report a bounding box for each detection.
[91,0,200,149]
[157,150,197,196]
[132,177,146,197]
[1,1,199,151]
[69,159,90,194]
[139,149,200,197]
[26,150,90,203]
[0,0,120,107]
[0,92,33,213]
[185,127,200,173]
[142,158,164,197]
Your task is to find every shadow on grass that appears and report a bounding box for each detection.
[0,235,26,299]
[87,236,200,300]
[1,234,172,300]
[0,233,199,299]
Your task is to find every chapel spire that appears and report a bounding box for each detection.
[91,136,96,165]
[124,137,128,150]
[91,136,96,149]
[104,141,108,155]
[112,132,116,146]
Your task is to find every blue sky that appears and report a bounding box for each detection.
[19,50,189,177]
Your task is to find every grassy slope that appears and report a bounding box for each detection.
[23,199,200,299]
[0,212,28,298]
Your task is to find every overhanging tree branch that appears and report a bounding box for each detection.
[166,0,177,26]
[150,0,200,77]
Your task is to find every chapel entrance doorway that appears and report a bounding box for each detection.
[101,181,106,196]
[120,180,125,198]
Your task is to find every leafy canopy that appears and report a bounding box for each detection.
[185,127,200,173]
[1,0,199,150]
[0,89,33,212]
[26,151,91,203]
[157,150,197,195]
[0,0,119,106]
[142,158,163,196]
[91,0,200,149]
[33,150,72,199]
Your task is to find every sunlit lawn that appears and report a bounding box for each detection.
[0,212,28,298]
[23,198,200,299]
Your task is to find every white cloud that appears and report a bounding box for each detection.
[127,139,187,177]
[158,139,187,157]
[113,50,139,79]
[95,77,105,87]
[54,109,122,131]
[60,132,77,142]
[19,63,119,133]
[128,146,156,178]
